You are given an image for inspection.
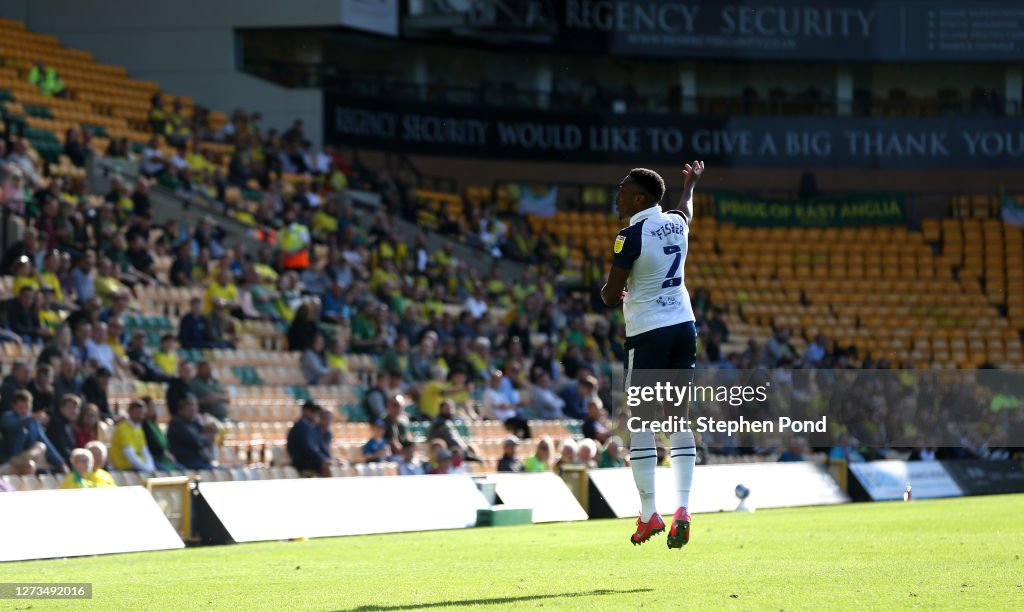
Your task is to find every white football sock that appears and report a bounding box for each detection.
[669,430,696,510]
[629,430,658,521]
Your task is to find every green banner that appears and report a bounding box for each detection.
[714,192,906,227]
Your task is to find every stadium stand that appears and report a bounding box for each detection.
[0,16,1021,501]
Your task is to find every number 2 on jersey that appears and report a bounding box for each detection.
[662,245,682,288]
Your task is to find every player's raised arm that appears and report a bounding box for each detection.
[672,160,704,225]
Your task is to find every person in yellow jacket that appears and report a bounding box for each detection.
[60,448,98,489]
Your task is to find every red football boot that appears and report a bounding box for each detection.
[666,506,691,549]
[630,513,665,546]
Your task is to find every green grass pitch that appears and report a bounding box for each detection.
[2,494,1022,610]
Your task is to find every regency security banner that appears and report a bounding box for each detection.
[324,92,1024,169]
[714,192,906,227]
[557,0,1024,61]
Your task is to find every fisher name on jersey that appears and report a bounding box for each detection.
[611,204,696,337]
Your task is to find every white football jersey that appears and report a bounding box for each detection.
[612,204,696,337]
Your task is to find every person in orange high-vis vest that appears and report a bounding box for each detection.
[279,213,311,271]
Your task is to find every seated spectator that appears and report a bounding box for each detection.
[582,399,611,444]
[362,374,389,423]
[317,408,345,469]
[326,335,351,377]
[179,297,212,349]
[803,334,829,367]
[523,438,552,472]
[286,401,330,477]
[6,286,49,343]
[398,441,424,476]
[559,374,597,420]
[74,403,102,449]
[598,436,626,468]
[81,367,113,420]
[166,361,195,417]
[169,242,197,287]
[204,267,239,314]
[778,437,808,462]
[497,436,523,472]
[530,369,565,419]
[93,257,131,307]
[46,393,81,465]
[482,370,517,423]
[577,438,598,468]
[428,448,453,475]
[362,419,390,463]
[427,400,478,461]
[167,395,215,470]
[153,334,179,377]
[142,397,180,471]
[191,360,230,421]
[1,390,66,472]
[2,227,40,276]
[0,360,30,413]
[126,331,171,383]
[60,448,96,488]
[109,400,156,472]
[85,321,119,375]
[63,128,87,168]
[383,394,413,456]
[287,302,320,352]
[84,441,116,487]
[140,138,166,178]
[555,439,578,473]
[301,333,345,385]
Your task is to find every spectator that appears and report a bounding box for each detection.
[286,402,330,477]
[28,61,65,97]
[70,251,97,306]
[166,361,195,417]
[803,334,829,367]
[2,227,40,275]
[191,360,230,421]
[126,331,169,383]
[763,328,796,368]
[497,436,523,472]
[530,369,565,419]
[60,448,95,488]
[84,441,116,486]
[74,403,102,449]
[142,397,180,471]
[397,441,424,476]
[362,375,389,423]
[523,438,552,472]
[81,367,113,420]
[167,395,215,470]
[555,439,578,473]
[481,369,531,439]
[1,390,67,472]
[53,355,82,402]
[598,436,626,468]
[382,394,413,456]
[46,393,81,465]
[582,399,611,444]
[287,302,319,352]
[779,438,808,462]
[110,400,155,472]
[426,400,477,461]
[179,297,212,349]
[169,242,196,287]
[0,361,31,413]
[301,333,344,386]
[6,286,48,343]
[577,439,598,468]
[317,408,344,469]
[85,321,119,375]
[362,419,390,463]
[153,334,179,377]
[203,267,239,314]
[560,374,598,420]
[63,128,87,168]
[428,448,453,475]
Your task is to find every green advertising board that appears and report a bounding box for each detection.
[714,192,906,227]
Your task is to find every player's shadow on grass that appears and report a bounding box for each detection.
[338,588,654,611]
